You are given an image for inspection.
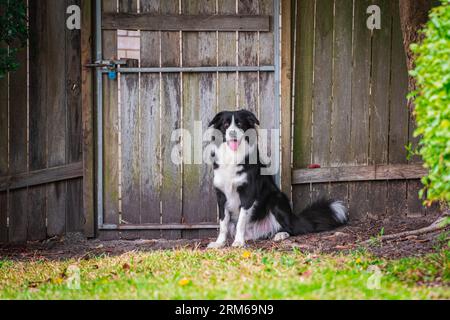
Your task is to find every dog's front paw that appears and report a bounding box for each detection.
[273,232,290,242]
[231,240,245,247]
[207,241,226,249]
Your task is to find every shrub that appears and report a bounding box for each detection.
[0,0,28,79]
[410,0,450,205]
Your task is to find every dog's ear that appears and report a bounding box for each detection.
[240,109,260,126]
[208,111,226,128]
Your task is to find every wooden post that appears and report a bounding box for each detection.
[280,0,292,198]
[81,0,95,237]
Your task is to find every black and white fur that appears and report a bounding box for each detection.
[207,110,348,248]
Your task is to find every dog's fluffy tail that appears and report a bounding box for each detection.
[291,199,348,235]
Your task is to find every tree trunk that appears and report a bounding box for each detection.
[399,0,433,111]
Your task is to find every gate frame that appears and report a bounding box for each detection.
[81,0,293,235]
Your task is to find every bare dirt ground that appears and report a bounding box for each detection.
[0,212,448,261]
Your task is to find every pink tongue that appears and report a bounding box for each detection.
[228,141,239,151]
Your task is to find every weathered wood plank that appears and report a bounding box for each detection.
[0,41,8,242]
[329,0,353,205]
[292,0,315,210]
[388,1,409,165]
[259,0,274,65]
[217,0,237,112]
[280,0,292,196]
[9,36,29,243]
[28,0,48,243]
[387,2,408,218]
[66,0,84,233]
[139,0,161,236]
[45,0,68,239]
[259,0,276,168]
[101,223,219,230]
[120,0,140,225]
[102,0,120,225]
[387,180,407,217]
[348,0,372,220]
[292,164,427,184]
[331,0,352,167]
[349,182,369,221]
[182,0,217,239]
[160,0,182,239]
[350,0,371,165]
[407,179,426,217]
[311,0,333,201]
[0,192,6,243]
[81,0,95,237]
[312,0,332,168]
[102,13,270,31]
[238,0,259,114]
[0,162,83,192]
[370,0,391,166]
[368,0,392,218]
[292,0,314,169]
[292,184,311,214]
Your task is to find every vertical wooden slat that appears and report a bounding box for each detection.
[45,0,68,238]
[160,0,182,239]
[9,31,29,242]
[311,0,333,201]
[139,0,161,238]
[329,0,353,207]
[0,43,8,242]
[102,0,120,225]
[348,0,371,221]
[280,0,292,196]
[66,0,84,233]
[259,0,276,171]
[367,0,392,218]
[81,0,95,237]
[217,0,237,112]
[182,0,217,239]
[28,1,48,241]
[292,0,314,213]
[238,0,259,114]
[120,0,140,224]
[387,1,408,217]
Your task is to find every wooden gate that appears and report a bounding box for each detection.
[96,0,280,239]
[291,0,438,220]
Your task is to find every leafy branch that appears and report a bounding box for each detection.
[0,0,28,79]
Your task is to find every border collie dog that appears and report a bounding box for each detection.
[207,109,348,248]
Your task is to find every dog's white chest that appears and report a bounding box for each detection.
[213,164,247,216]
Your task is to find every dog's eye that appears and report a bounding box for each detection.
[235,121,241,127]
[224,122,230,129]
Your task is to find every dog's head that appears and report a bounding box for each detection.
[208,109,260,152]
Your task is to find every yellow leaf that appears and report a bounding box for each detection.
[355,258,362,264]
[178,278,190,286]
[242,251,252,259]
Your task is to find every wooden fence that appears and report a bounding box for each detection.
[98,0,279,240]
[0,0,438,243]
[0,0,84,243]
[291,0,438,220]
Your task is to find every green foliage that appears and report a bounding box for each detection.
[409,0,450,205]
[0,0,28,79]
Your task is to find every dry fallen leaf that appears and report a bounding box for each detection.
[178,278,191,286]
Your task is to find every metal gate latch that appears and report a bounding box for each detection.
[85,59,128,80]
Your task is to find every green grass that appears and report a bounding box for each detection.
[0,248,449,299]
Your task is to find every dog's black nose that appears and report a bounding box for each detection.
[229,130,237,138]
